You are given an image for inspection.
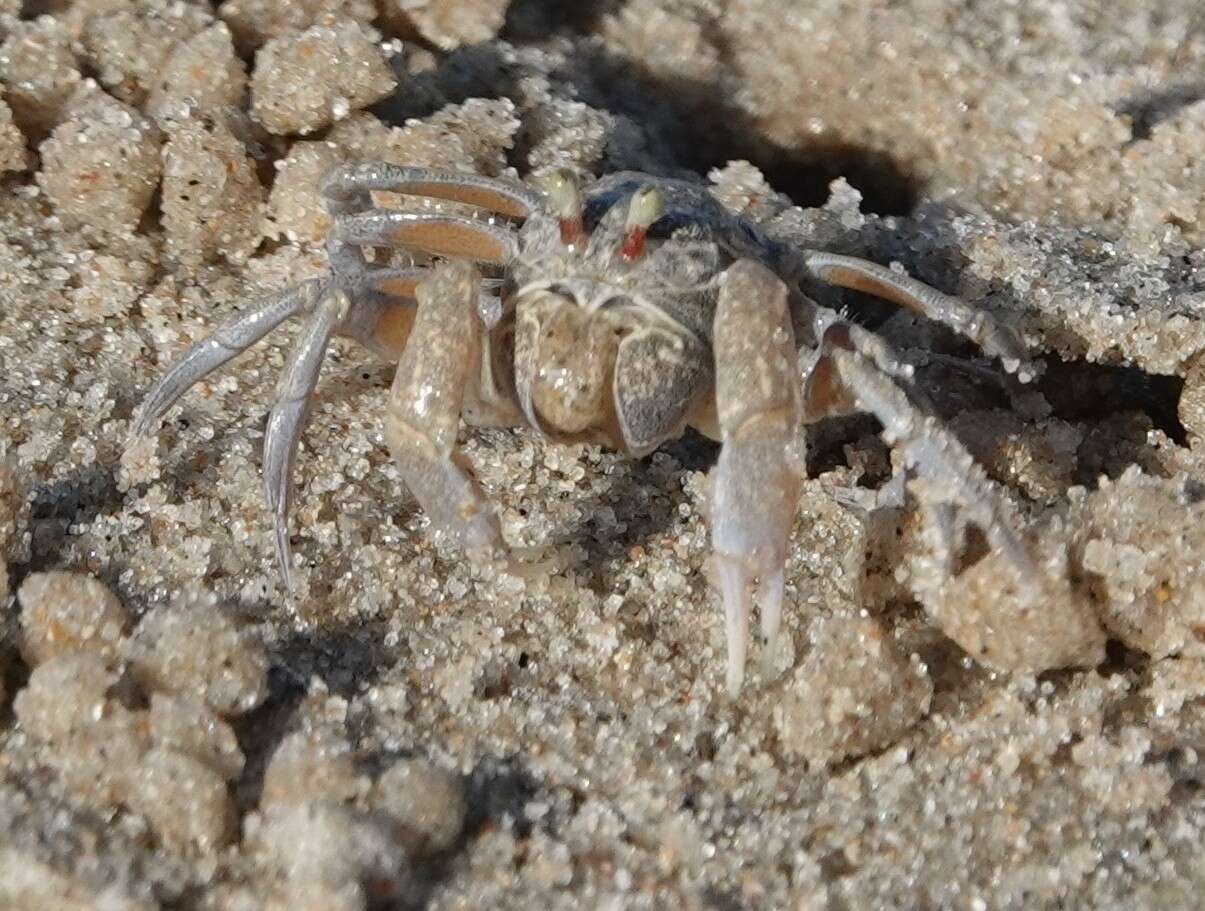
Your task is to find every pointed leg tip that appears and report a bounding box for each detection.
[128,409,155,441]
[273,520,295,593]
[277,559,295,598]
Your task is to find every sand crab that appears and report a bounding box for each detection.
[133,163,1040,694]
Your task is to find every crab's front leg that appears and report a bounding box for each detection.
[383,260,504,558]
[710,260,806,696]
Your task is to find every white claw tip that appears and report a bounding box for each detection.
[716,555,751,700]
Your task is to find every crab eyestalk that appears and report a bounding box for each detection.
[544,169,585,246]
[622,186,664,260]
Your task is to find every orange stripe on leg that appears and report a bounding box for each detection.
[372,274,422,299]
[814,264,925,315]
[801,354,857,421]
[388,220,510,264]
[372,303,417,359]
[395,181,532,219]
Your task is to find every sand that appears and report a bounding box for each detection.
[2,1,1205,908]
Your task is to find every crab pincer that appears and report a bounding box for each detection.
[710,260,805,696]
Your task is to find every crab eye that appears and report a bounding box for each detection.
[622,187,664,260]
[541,169,584,246]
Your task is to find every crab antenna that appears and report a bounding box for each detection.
[622,186,664,260]
[543,169,584,246]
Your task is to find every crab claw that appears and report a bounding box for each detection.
[711,420,801,696]
[710,259,803,696]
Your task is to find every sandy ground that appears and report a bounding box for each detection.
[2,1,1205,909]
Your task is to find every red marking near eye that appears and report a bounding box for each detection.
[559,215,584,245]
[621,227,646,260]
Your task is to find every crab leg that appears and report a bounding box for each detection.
[710,260,805,696]
[131,280,320,436]
[800,251,1036,381]
[334,210,516,265]
[803,309,1040,594]
[331,267,426,360]
[129,268,426,585]
[263,289,347,587]
[321,162,541,219]
[383,260,503,557]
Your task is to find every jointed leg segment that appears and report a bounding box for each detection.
[262,290,346,587]
[818,336,1038,593]
[709,258,1039,695]
[131,281,320,437]
[131,271,423,584]
[333,210,516,265]
[320,162,542,220]
[799,250,1036,382]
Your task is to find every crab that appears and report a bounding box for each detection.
[132,163,1042,695]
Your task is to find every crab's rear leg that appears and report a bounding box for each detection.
[265,263,499,583]
[262,289,346,588]
[799,251,1037,382]
[383,260,503,558]
[132,265,432,584]
[131,281,321,436]
[710,260,806,696]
